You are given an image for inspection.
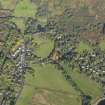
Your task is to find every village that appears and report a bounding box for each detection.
[1,0,105,105]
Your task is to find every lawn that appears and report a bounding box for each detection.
[16,63,81,105]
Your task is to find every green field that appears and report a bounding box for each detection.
[30,35,54,58]
[16,64,81,105]
[68,69,102,104]
[13,0,37,18]
[16,63,103,105]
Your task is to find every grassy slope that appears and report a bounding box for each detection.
[68,69,102,104]
[16,64,81,105]
[34,37,54,58]
[29,35,54,58]
[11,0,37,32]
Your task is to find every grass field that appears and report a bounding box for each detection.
[13,0,37,17]
[31,35,54,58]
[16,64,81,105]
[67,69,102,104]
[16,63,103,105]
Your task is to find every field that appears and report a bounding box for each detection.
[16,64,81,105]
[16,62,103,105]
[13,0,37,18]
[31,35,54,58]
[68,69,102,104]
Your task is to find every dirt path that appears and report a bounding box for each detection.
[93,98,105,105]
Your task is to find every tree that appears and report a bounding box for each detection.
[25,17,38,34]
[36,2,48,17]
